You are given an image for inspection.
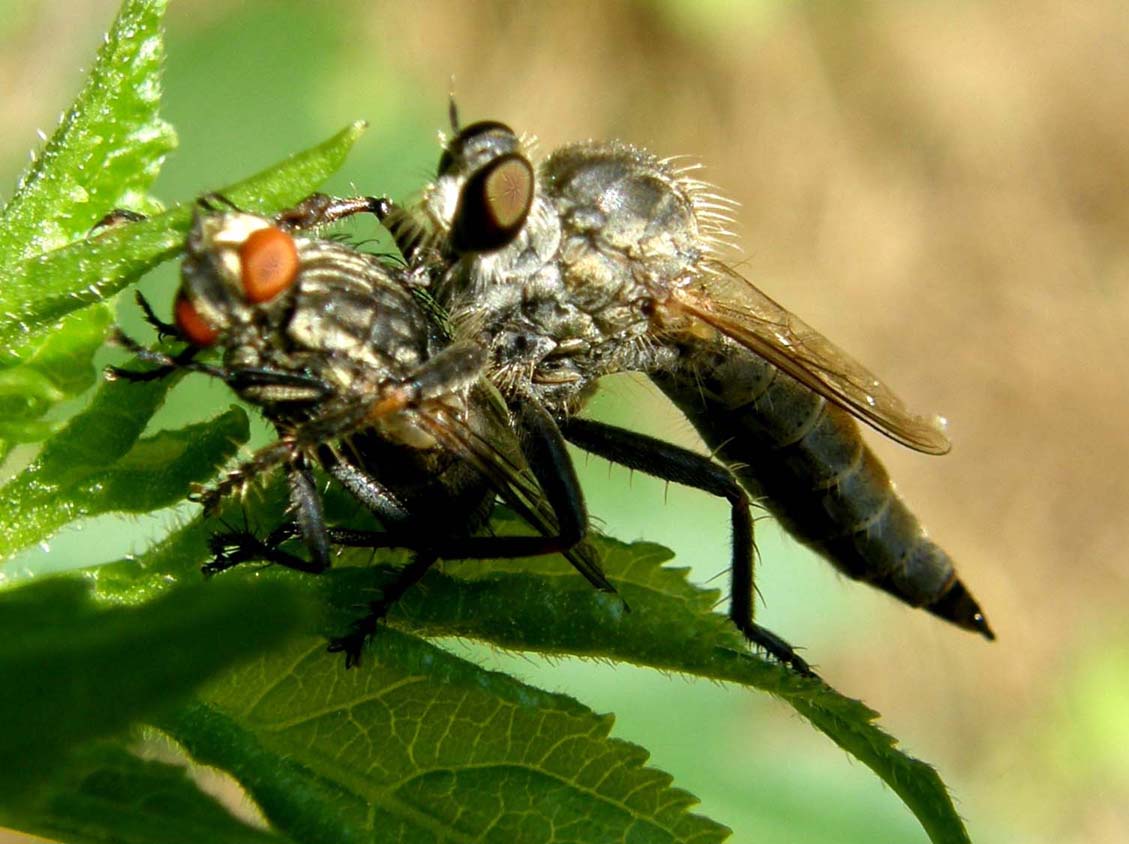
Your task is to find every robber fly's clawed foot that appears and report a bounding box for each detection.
[740,622,817,678]
[327,600,393,669]
[202,529,270,577]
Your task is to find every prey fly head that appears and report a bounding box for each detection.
[176,209,303,347]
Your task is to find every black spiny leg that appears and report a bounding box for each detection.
[133,290,179,338]
[275,193,389,232]
[103,328,214,383]
[512,399,587,548]
[371,197,427,265]
[327,551,441,667]
[204,457,331,575]
[560,416,813,677]
[204,521,331,577]
[508,397,616,593]
[204,459,331,577]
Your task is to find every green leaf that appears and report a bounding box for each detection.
[0,576,316,799]
[0,119,367,354]
[159,631,730,844]
[80,507,969,844]
[2,740,292,844]
[0,0,176,267]
[370,527,972,844]
[0,0,174,456]
[0,305,112,450]
[0,374,249,559]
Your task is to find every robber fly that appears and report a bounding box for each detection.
[371,109,993,659]
[108,195,616,662]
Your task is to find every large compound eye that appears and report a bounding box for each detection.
[437,120,517,176]
[174,291,218,347]
[451,153,534,253]
[239,226,300,303]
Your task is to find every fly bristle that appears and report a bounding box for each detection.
[669,157,705,176]
[520,132,540,160]
[386,206,440,263]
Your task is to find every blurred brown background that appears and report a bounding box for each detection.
[3,1,1127,841]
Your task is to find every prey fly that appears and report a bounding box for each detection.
[108,194,615,663]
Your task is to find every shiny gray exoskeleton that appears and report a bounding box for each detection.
[383,116,994,650]
[110,196,613,663]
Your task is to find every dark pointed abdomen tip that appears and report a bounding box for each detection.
[927,580,996,641]
[971,611,996,641]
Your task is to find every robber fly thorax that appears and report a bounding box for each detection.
[380,113,993,644]
[109,195,615,664]
[395,123,701,413]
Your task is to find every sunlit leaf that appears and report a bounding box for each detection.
[77,506,971,844]
[0,382,248,559]
[0,0,175,267]
[161,631,730,844]
[0,119,366,353]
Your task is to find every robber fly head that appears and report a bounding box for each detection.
[176,209,302,347]
[418,120,536,255]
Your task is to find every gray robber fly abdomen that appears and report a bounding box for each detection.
[382,115,993,649]
[653,344,985,629]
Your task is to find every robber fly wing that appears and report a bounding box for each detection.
[672,260,951,455]
[415,404,613,593]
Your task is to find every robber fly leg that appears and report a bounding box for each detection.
[559,416,814,676]
[327,550,441,668]
[370,196,426,264]
[512,398,587,547]
[318,444,598,563]
[275,193,389,232]
[499,396,617,593]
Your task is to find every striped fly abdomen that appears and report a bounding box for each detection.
[653,342,994,640]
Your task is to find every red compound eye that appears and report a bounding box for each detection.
[239,226,299,303]
[174,292,218,347]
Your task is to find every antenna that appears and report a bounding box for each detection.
[447,79,461,133]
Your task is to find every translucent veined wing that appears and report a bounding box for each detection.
[671,260,951,455]
[415,388,614,593]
